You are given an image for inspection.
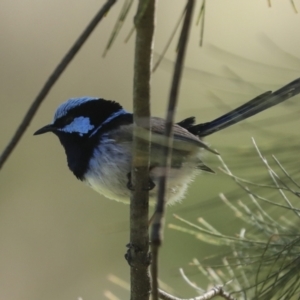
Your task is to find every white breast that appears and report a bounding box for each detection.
[84,136,202,205]
[84,137,132,204]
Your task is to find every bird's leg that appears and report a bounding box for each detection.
[126,170,155,191]
[126,172,134,191]
[147,167,156,190]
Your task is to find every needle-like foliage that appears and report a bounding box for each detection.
[170,139,300,299]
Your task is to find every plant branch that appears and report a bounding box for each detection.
[150,1,195,299]
[130,0,155,299]
[0,0,117,170]
[158,287,235,300]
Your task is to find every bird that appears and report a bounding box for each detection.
[34,78,300,204]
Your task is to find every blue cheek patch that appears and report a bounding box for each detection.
[60,116,95,136]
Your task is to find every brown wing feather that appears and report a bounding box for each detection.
[150,117,218,154]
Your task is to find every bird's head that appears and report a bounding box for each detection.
[34,97,126,139]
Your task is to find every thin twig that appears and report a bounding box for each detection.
[290,0,298,13]
[173,214,272,246]
[152,6,186,72]
[218,156,300,213]
[158,287,235,300]
[103,0,134,57]
[130,0,155,300]
[179,268,205,293]
[272,155,300,189]
[219,168,293,192]
[252,138,300,218]
[124,26,135,43]
[150,1,195,299]
[198,0,206,47]
[0,0,117,171]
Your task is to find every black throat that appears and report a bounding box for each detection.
[54,113,133,180]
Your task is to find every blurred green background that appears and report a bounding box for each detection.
[0,1,300,299]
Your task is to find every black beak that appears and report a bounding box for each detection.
[34,124,56,135]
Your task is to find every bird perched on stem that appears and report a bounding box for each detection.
[34,78,300,204]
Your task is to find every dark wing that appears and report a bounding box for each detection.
[177,117,196,129]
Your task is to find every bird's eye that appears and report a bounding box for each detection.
[63,116,74,125]
[55,115,74,127]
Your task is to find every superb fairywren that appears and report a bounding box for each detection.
[34,78,300,204]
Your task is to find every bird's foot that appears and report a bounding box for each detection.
[126,172,155,191]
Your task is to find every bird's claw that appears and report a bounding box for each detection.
[126,172,155,191]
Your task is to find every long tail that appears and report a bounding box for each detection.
[189,78,300,137]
